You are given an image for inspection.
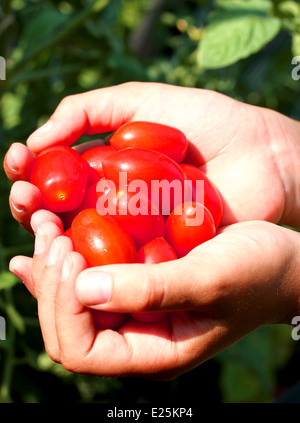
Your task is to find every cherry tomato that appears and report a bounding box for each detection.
[137,237,177,264]
[96,187,166,250]
[109,121,188,163]
[81,145,116,185]
[180,164,223,228]
[30,145,88,213]
[92,310,129,330]
[165,201,216,258]
[102,147,187,215]
[71,208,137,266]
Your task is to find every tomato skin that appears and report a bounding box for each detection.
[92,310,129,330]
[96,187,166,250]
[102,147,187,215]
[30,145,88,213]
[165,201,216,258]
[137,237,177,264]
[109,121,188,163]
[81,145,116,185]
[63,178,114,230]
[180,164,223,228]
[71,208,137,267]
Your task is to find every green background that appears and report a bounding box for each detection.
[1,0,300,403]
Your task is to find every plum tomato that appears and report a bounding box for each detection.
[63,177,114,230]
[165,201,216,258]
[180,164,223,228]
[109,121,188,163]
[30,145,88,213]
[137,237,177,264]
[71,208,137,267]
[96,187,166,250]
[81,145,116,185]
[102,147,187,215]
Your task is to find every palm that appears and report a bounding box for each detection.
[130,85,286,225]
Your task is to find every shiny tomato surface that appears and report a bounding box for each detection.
[166,201,216,258]
[71,208,137,267]
[81,145,116,185]
[180,164,223,228]
[30,145,88,213]
[96,187,166,250]
[109,121,188,163]
[102,147,187,215]
[137,237,177,264]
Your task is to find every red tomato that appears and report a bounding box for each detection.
[63,178,114,230]
[102,147,187,215]
[81,145,116,185]
[92,310,129,330]
[96,187,166,250]
[132,237,177,323]
[165,201,216,258]
[109,121,188,163]
[71,208,137,266]
[180,164,223,228]
[137,237,177,264]
[30,145,88,213]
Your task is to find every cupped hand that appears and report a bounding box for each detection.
[10,219,300,379]
[4,82,300,233]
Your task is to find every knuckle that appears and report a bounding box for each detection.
[139,269,167,312]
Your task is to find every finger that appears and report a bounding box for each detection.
[9,256,34,296]
[36,235,74,362]
[57,255,228,378]
[74,253,220,314]
[9,181,43,233]
[73,138,107,155]
[30,209,64,235]
[31,221,64,297]
[26,84,141,154]
[3,142,35,182]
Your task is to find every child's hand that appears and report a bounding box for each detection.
[11,219,300,379]
[4,82,300,233]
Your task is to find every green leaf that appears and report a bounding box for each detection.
[216,0,273,14]
[19,8,68,52]
[292,32,300,56]
[0,272,20,291]
[197,13,281,69]
[278,1,300,18]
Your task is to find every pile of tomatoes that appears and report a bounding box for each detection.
[30,121,223,327]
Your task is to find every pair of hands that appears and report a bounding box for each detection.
[4,82,300,379]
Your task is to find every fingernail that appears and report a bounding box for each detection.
[32,120,53,137]
[10,197,26,213]
[47,239,61,266]
[61,253,73,281]
[76,271,112,305]
[34,227,47,255]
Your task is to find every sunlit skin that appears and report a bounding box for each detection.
[4,82,300,379]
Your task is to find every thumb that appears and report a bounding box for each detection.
[26,83,142,154]
[74,253,220,314]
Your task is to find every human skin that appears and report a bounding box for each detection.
[4,82,300,379]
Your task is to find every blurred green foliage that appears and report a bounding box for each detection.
[1,0,300,403]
